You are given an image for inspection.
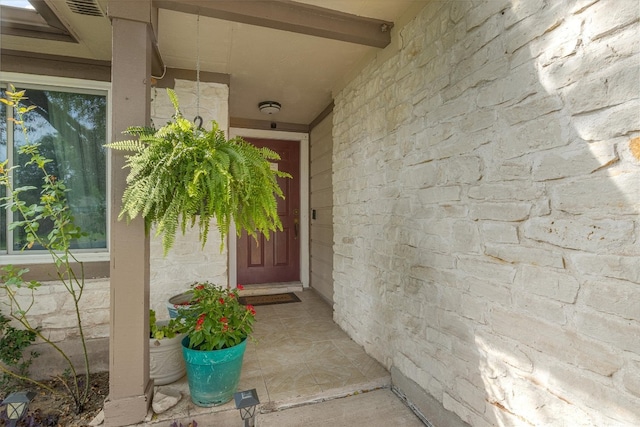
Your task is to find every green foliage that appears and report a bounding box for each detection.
[0,86,93,414]
[106,88,290,255]
[0,310,39,393]
[149,309,182,340]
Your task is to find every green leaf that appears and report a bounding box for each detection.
[106,89,289,256]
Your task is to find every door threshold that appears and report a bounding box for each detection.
[238,282,303,297]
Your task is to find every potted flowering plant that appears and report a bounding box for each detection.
[175,282,256,406]
[177,282,256,350]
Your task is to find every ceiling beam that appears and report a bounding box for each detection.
[153,0,393,48]
[309,100,333,131]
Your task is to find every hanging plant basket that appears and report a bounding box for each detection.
[106,89,291,255]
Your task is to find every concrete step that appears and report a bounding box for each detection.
[238,282,304,296]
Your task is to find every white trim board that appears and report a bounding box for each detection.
[228,128,310,289]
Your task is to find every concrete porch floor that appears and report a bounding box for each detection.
[130,289,424,426]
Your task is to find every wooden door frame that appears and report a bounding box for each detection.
[228,128,310,289]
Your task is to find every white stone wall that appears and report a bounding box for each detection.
[5,278,110,341]
[2,278,111,378]
[332,1,639,426]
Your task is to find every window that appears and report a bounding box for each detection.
[1,76,109,260]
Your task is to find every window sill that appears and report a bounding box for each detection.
[0,253,110,281]
[1,252,109,265]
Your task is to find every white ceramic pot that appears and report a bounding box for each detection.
[150,322,186,386]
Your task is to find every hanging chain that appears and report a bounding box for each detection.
[196,14,201,121]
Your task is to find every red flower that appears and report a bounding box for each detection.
[219,298,225,304]
[220,317,228,324]
[195,285,205,290]
[195,314,206,331]
[237,284,244,290]
[246,304,256,316]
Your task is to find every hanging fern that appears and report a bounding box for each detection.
[106,89,291,255]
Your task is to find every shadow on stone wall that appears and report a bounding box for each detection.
[332,0,639,426]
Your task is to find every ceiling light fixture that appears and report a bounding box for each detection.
[258,101,281,115]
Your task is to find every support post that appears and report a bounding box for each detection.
[104,1,153,425]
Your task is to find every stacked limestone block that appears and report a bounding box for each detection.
[332,1,639,426]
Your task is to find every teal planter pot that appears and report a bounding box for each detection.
[181,336,247,407]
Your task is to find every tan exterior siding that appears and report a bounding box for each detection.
[309,112,334,303]
[1,49,111,82]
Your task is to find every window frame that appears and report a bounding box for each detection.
[1,72,111,265]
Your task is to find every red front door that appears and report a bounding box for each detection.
[237,138,300,284]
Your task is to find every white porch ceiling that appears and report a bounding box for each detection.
[2,0,422,125]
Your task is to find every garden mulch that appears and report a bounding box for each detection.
[1,372,108,427]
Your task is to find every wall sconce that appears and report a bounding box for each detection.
[1,391,36,427]
[233,388,260,427]
[258,101,281,115]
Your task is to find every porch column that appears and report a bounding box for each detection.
[104,1,153,425]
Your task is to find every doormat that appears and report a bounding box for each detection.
[239,293,301,306]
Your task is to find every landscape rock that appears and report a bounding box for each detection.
[152,388,182,414]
